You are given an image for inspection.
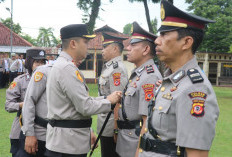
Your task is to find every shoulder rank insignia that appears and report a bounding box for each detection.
[187,69,204,84]
[142,84,155,101]
[190,99,205,117]
[113,73,121,86]
[113,61,118,69]
[145,65,154,74]
[172,70,185,83]
[34,72,43,82]
[75,71,83,83]
[9,81,17,89]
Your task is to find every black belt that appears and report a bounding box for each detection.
[117,120,140,129]
[17,110,21,117]
[48,118,92,128]
[140,136,185,157]
[35,116,48,128]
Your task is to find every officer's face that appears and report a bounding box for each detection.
[155,31,183,63]
[32,60,45,71]
[76,38,89,60]
[102,44,113,61]
[126,42,144,63]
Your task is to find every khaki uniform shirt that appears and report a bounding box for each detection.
[116,59,162,157]
[46,51,112,154]
[22,64,53,141]
[9,59,20,72]
[5,73,31,139]
[97,56,128,137]
[139,57,219,157]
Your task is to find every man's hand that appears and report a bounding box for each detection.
[19,102,24,109]
[25,136,38,155]
[91,130,98,149]
[107,91,122,104]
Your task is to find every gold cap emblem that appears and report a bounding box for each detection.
[102,35,104,42]
[130,25,133,34]
[161,4,165,21]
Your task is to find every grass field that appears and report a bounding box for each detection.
[0,85,232,157]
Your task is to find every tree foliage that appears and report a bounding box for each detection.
[0,18,22,34]
[186,0,232,52]
[123,23,132,35]
[37,27,58,47]
[0,0,4,3]
[20,33,38,46]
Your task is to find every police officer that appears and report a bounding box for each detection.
[5,48,46,157]
[45,24,122,157]
[115,22,162,157]
[139,1,219,157]
[97,33,128,157]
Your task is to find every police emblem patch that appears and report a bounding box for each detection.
[189,92,207,99]
[9,81,17,89]
[142,84,155,101]
[75,71,83,83]
[190,99,205,117]
[113,73,121,86]
[34,72,43,82]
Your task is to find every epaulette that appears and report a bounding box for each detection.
[187,68,204,84]
[113,61,118,69]
[145,65,154,74]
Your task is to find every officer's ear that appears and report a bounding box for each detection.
[181,36,193,51]
[142,44,150,56]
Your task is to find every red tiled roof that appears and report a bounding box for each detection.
[88,25,131,50]
[0,22,32,47]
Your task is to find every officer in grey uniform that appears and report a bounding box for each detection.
[97,33,128,157]
[115,22,162,157]
[45,24,122,157]
[20,63,53,157]
[139,1,220,157]
[5,48,46,157]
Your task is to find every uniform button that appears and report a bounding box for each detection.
[152,107,155,111]
[139,148,143,153]
[129,132,132,135]
[144,128,148,133]
[159,106,163,110]
[161,87,165,92]
[129,80,132,83]
[119,105,122,108]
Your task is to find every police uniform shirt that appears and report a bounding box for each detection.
[5,73,31,139]
[22,64,53,141]
[9,59,20,72]
[116,59,162,157]
[46,51,112,155]
[139,57,219,157]
[97,56,128,137]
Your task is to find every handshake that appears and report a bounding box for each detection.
[106,91,122,104]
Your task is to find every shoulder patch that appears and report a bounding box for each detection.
[113,73,121,86]
[75,71,83,83]
[145,65,154,74]
[142,84,155,101]
[34,72,44,82]
[189,92,207,99]
[113,61,118,69]
[187,69,204,84]
[190,99,205,117]
[9,81,17,89]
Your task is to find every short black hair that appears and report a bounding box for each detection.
[112,43,124,53]
[61,37,81,50]
[176,28,204,54]
[142,41,156,57]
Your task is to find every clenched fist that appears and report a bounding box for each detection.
[107,91,122,104]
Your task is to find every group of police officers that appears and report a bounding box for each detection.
[5,1,219,157]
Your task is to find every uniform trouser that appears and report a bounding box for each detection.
[3,71,10,87]
[18,131,46,157]
[45,149,87,157]
[10,139,20,157]
[0,71,4,88]
[100,136,119,157]
[9,72,18,83]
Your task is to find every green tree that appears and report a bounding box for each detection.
[151,18,158,34]
[123,23,132,35]
[20,33,38,46]
[0,18,22,34]
[186,0,232,52]
[0,0,4,3]
[37,27,58,47]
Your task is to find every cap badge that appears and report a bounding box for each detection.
[161,4,165,21]
[39,51,45,56]
[130,25,133,34]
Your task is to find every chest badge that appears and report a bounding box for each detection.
[113,73,121,86]
[142,84,155,101]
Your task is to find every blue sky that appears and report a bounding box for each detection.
[0,0,189,38]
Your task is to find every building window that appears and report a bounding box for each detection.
[221,63,232,77]
[214,55,216,59]
[79,54,94,70]
[219,56,221,59]
[123,54,127,61]
[224,56,226,60]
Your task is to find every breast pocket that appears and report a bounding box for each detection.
[153,100,172,132]
[124,88,136,107]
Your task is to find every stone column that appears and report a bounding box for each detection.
[203,53,209,78]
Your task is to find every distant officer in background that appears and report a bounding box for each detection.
[45,24,122,157]
[3,52,10,87]
[139,1,219,157]
[0,53,4,88]
[5,48,46,157]
[97,33,128,157]
[115,22,162,157]
[9,53,20,82]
